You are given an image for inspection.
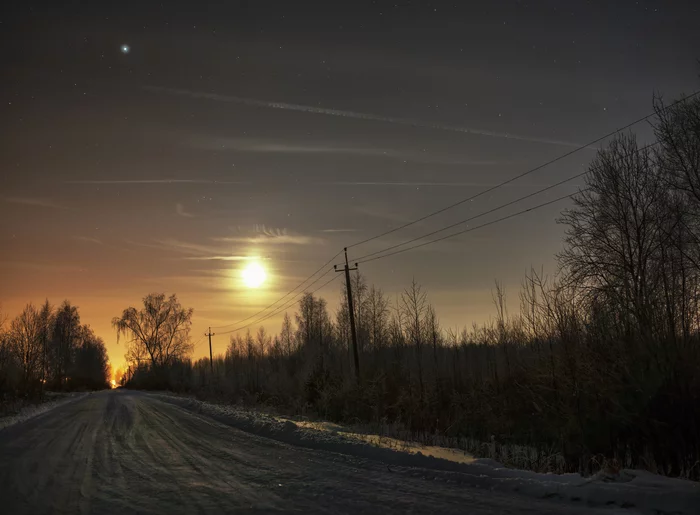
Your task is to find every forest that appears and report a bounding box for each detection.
[118,92,700,479]
[4,91,698,480]
[0,300,111,413]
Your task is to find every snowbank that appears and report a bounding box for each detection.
[151,392,700,514]
[0,392,88,431]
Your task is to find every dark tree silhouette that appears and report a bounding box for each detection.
[113,293,194,368]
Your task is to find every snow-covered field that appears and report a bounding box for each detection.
[153,392,700,515]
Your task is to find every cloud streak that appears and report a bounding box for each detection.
[184,256,249,261]
[215,225,323,246]
[324,181,503,187]
[146,86,589,149]
[187,136,510,166]
[175,203,195,218]
[66,179,248,185]
[3,197,69,210]
[72,236,103,245]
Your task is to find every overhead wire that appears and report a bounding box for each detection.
[205,92,700,336]
[349,140,660,263]
[346,90,700,250]
[356,190,587,264]
[210,249,343,330]
[217,271,341,335]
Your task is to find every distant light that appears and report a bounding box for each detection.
[120,44,131,54]
[242,261,267,289]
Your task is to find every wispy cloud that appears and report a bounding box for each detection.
[187,136,509,166]
[146,85,590,149]
[175,203,194,218]
[126,238,224,256]
[72,236,103,245]
[0,261,85,272]
[66,179,248,185]
[3,197,69,210]
[128,238,251,262]
[151,238,224,256]
[184,255,249,261]
[214,235,321,245]
[215,225,323,246]
[127,227,321,266]
[190,137,376,155]
[324,181,498,187]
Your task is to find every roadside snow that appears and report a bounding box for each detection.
[151,392,700,515]
[0,392,89,431]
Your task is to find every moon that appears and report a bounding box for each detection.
[120,44,131,54]
[242,262,267,288]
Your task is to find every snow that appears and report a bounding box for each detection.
[0,392,89,431]
[151,392,700,515]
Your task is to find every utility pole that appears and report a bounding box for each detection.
[335,248,360,383]
[206,327,215,373]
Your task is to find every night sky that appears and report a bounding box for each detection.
[2,1,699,372]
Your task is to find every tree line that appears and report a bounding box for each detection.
[122,91,699,479]
[0,300,111,402]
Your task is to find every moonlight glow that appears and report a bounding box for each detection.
[242,262,267,288]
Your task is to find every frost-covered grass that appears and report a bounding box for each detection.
[317,419,568,473]
[149,391,700,515]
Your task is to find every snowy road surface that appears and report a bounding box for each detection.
[0,390,628,514]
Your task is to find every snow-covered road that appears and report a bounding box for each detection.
[0,390,662,514]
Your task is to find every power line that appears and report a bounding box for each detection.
[218,272,341,336]
[211,249,343,329]
[350,141,659,263]
[219,270,338,336]
[356,190,586,265]
[347,90,700,250]
[215,267,334,335]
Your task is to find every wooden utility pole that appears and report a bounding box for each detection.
[206,327,215,373]
[335,248,360,383]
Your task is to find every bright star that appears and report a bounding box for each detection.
[120,44,130,54]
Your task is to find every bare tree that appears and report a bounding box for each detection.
[366,285,389,350]
[0,306,14,394]
[654,94,700,209]
[401,279,427,401]
[50,301,80,386]
[280,312,295,356]
[9,303,44,388]
[113,293,193,368]
[351,272,369,351]
[72,325,110,389]
[256,326,271,355]
[558,134,669,339]
[296,293,316,348]
[38,300,53,385]
[295,292,331,352]
[424,304,441,382]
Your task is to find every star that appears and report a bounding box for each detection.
[120,44,131,54]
